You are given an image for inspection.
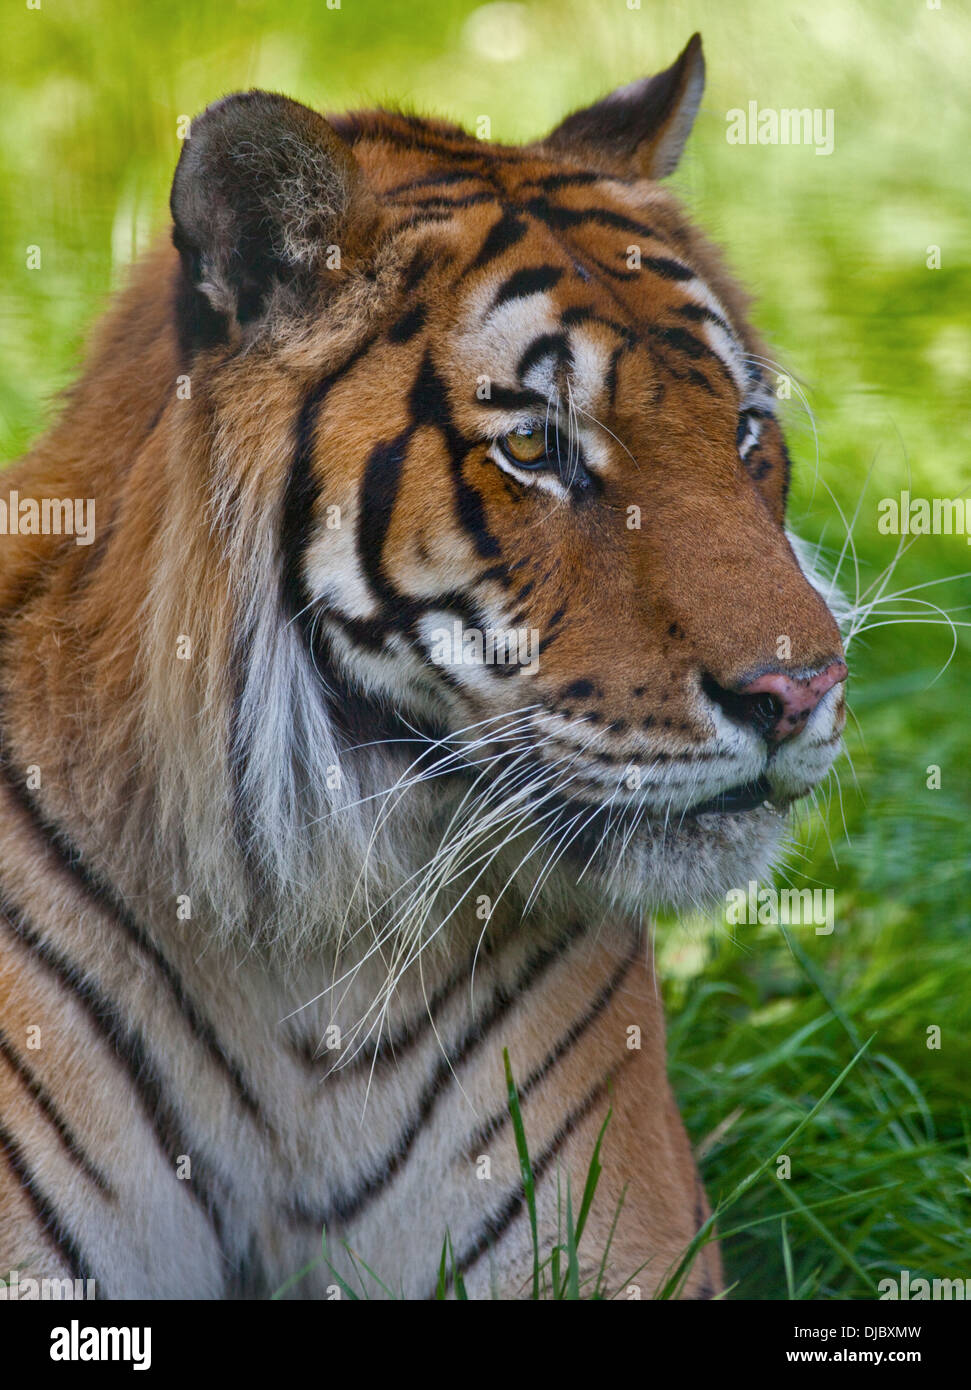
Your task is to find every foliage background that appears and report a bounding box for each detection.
[2,0,968,1298]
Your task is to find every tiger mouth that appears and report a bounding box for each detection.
[443,742,785,821]
[683,776,775,817]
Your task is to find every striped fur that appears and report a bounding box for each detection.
[0,35,845,1298]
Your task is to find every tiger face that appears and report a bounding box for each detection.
[171,34,846,922]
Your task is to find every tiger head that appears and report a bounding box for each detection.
[165,34,846,932]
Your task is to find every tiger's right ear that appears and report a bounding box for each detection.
[171,90,375,347]
[543,33,705,180]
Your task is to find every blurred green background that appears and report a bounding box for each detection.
[3,0,969,1298]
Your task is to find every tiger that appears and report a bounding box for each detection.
[0,32,847,1300]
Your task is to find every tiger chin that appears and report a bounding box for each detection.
[0,34,847,1301]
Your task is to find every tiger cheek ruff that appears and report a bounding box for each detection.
[0,34,846,1299]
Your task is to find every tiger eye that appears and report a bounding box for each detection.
[501,425,547,466]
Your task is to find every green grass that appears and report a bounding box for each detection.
[3,0,969,1298]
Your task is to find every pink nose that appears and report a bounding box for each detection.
[739,661,848,744]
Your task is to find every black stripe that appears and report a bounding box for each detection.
[537,603,568,656]
[401,249,434,293]
[289,920,589,1231]
[677,300,733,333]
[647,325,734,394]
[387,301,427,344]
[408,351,502,560]
[0,894,227,1259]
[681,366,716,394]
[0,1116,96,1287]
[523,198,664,244]
[351,347,503,617]
[357,430,412,607]
[779,436,793,508]
[490,265,563,311]
[583,254,641,283]
[477,384,550,412]
[460,942,637,1159]
[521,171,624,192]
[745,447,773,483]
[226,581,269,879]
[649,324,713,360]
[385,114,474,142]
[640,256,695,282]
[280,391,327,631]
[334,117,527,165]
[517,332,569,382]
[280,332,382,631]
[560,304,637,345]
[465,209,529,274]
[605,342,624,404]
[0,1025,114,1197]
[319,578,494,653]
[389,191,496,213]
[445,1057,633,1292]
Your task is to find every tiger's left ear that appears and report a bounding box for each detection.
[543,33,705,179]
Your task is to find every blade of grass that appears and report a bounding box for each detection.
[564,1176,580,1299]
[781,1217,795,1299]
[575,1104,611,1247]
[594,1184,628,1299]
[503,1047,540,1299]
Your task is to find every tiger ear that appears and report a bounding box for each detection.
[543,33,705,179]
[171,90,374,345]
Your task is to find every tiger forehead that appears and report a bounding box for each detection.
[355,143,751,407]
[420,193,750,414]
[375,149,693,288]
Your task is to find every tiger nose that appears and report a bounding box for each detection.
[704,660,847,744]
[738,661,847,743]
